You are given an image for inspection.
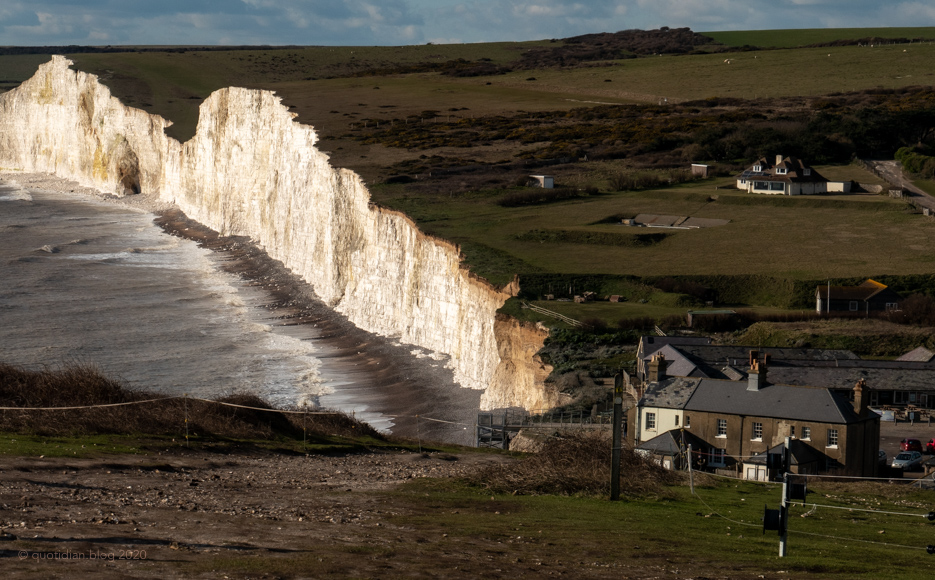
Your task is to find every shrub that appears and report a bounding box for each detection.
[496,187,579,207]
[466,431,678,496]
[0,363,380,440]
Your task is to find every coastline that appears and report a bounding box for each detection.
[1,172,481,445]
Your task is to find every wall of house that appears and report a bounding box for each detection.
[827,181,852,193]
[675,410,874,476]
[634,406,684,442]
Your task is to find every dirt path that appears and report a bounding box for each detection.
[864,159,935,212]
[0,448,509,578]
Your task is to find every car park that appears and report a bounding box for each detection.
[900,438,923,452]
[892,451,924,471]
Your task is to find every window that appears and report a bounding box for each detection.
[803,168,811,176]
[849,301,858,311]
[752,422,763,440]
[886,302,898,311]
[802,426,811,440]
[753,164,762,172]
[712,448,726,466]
[790,426,796,439]
[674,415,679,427]
[716,419,727,437]
[645,412,656,431]
[827,429,839,447]
[685,415,691,428]
[776,167,787,175]
[770,181,785,191]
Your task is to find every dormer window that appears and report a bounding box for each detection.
[803,168,811,176]
[753,164,762,172]
[776,167,787,175]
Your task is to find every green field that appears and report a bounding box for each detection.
[375,165,933,282]
[196,474,935,578]
[2,29,934,325]
[704,27,935,48]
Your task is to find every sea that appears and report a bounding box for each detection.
[0,178,481,443]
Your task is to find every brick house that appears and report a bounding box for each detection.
[628,355,880,478]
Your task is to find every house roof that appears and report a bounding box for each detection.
[745,440,822,466]
[737,155,827,184]
[639,336,713,354]
[897,346,935,362]
[649,344,860,381]
[685,379,858,424]
[816,279,900,302]
[642,344,702,378]
[637,429,710,454]
[767,365,935,393]
[641,377,702,410]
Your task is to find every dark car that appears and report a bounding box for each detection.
[901,438,923,452]
[925,439,935,454]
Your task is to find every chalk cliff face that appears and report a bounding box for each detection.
[0,56,552,407]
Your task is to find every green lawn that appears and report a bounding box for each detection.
[375,167,935,288]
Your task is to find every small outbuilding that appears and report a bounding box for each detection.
[529,175,554,189]
[690,164,711,178]
[815,279,902,314]
[636,429,710,471]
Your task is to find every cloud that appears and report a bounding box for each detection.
[0,0,931,46]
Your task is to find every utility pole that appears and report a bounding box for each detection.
[611,373,624,501]
[779,436,792,557]
[687,443,694,495]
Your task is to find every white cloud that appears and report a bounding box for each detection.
[0,0,931,46]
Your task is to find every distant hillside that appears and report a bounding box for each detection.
[704,27,935,49]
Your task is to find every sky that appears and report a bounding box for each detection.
[0,1,933,47]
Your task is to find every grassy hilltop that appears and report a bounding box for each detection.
[2,27,935,335]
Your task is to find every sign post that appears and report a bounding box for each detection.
[779,436,791,557]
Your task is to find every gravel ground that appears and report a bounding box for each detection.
[0,447,507,578]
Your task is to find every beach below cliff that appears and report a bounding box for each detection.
[1,172,482,445]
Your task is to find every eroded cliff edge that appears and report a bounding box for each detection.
[0,56,559,409]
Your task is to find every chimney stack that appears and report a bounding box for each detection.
[776,154,783,165]
[747,354,767,391]
[853,379,869,417]
[648,353,667,383]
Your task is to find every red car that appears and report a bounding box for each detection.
[901,438,923,452]
[925,439,935,454]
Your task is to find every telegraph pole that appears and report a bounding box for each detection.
[779,436,792,557]
[611,373,624,501]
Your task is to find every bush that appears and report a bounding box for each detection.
[579,318,609,334]
[466,431,678,496]
[496,187,579,207]
[0,363,380,440]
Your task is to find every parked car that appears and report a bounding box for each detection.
[892,451,924,471]
[925,439,935,454]
[878,449,887,466]
[900,438,923,452]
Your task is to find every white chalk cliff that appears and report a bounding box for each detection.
[0,56,559,409]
